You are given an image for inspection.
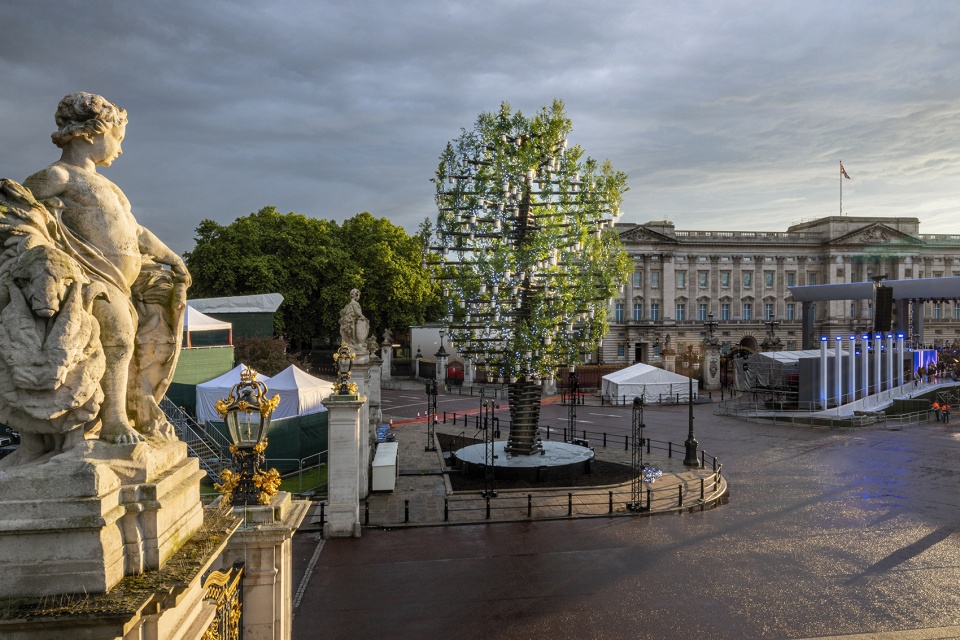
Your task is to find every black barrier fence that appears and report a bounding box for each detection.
[331,467,725,529]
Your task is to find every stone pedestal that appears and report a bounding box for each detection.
[0,438,203,599]
[323,393,365,538]
[663,350,678,373]
[217,492,309,640]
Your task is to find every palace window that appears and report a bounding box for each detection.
[743,272,752,288]
[721,271,731,287]
[633,302,642,321]
[676,303,686,321]
[699,271,708,287]
[765,303,774,320]
[651,271,661,288]
[677,271,686,288]
[615,302,624,322]
[765,271,774,288]
[699,303,708,321]
[787,272,796,287]
[743,303,752,321]
[721,303,730,321]
[650,302,660,321]
[786,303,795,320]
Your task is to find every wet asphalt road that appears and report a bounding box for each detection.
[293,390,960,639]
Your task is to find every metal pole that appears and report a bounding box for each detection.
[627,397,647,511]
[425,379,437,452]
[683,373,699,466]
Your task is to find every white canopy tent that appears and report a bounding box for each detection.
[266,365,333,418]
[195,364,269,423]
[183,306,233,347]
[195,364,334,423]
[601,363,699,402]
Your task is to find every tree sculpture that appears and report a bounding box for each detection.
[429,101,630,456]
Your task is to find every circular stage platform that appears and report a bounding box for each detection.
[454,441,595,482]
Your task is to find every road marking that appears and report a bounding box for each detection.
[588,413,624,418]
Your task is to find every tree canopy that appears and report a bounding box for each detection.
[185,208,437,349]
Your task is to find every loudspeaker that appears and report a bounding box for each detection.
[874,286,894,332]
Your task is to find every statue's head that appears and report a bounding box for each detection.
[350,288,360,301]
[51,92,128,148]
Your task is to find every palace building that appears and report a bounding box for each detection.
[603,215,960,367]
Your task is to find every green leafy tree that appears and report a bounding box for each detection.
[429,100,630,455]
[337,212,437,337]
[185,207,438,349]
[185,207,349,349]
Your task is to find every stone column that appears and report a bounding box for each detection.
[703,341,722,391]
[219,492,309,640]
[351,355,373,500]
[380,340,392,383]
[641,255,650,320]
[367,353,383,444]
[323,392,365,538]
[662,253,676,320]
[464,357,475,387]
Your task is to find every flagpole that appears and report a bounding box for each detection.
[839,160,843,216]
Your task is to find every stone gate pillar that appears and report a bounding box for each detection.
[323,393,365,538]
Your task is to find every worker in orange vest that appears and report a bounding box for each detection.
[933,401,942,422]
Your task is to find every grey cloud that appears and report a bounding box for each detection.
[1,1,960,254]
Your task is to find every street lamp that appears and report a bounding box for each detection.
[704,312,719,341]
[215,367,281,506]
[333,342,357,395]
[425,378,438,452]
[683,355,701,467]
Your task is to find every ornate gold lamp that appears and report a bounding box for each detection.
[333,343,358,395]
[215,367,281,506]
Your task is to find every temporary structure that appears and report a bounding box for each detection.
[183,305,232,347]
[601,363,699,402]
[195,364,271,423]
[266,365,334,418]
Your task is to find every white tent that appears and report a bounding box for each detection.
[183,306,233,347]
[601,363,699,402]
[266,365,333,418]
[183,306,232,332]
[195,364,271,423]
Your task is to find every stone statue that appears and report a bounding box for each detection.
[382,328,393,345]
[339,288,369,353]
[0,92,190,466]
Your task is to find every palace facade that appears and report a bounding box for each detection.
[603,216,960,366]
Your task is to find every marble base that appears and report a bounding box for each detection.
[0,438,203,598]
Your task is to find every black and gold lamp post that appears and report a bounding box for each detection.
[333,343,358,396]
[215,367,281,506]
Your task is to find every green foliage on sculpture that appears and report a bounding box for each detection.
[429,100,630,382]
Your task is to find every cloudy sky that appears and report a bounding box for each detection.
[2,1,959,255]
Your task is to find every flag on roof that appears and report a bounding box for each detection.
[840,162,851,179]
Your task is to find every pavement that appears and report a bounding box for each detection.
[292,380,960,640]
